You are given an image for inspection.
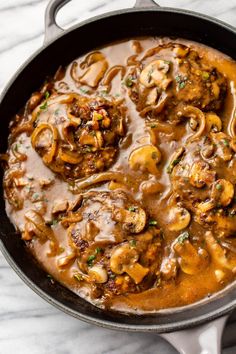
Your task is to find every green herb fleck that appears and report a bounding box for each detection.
[39,101,48,110]
[44,91,50,100]
[73,273,83,282]
[149,219,158,226]
[110,273,116,279]
[128,206,137,212]
[129,239,137,247]
[177,231,189,245]
[150,123,157,128]
[95,247,102,255]
[84,146,93,153]
[87,254,96,266]
[59,246,65,254]
[32,193,40,200]
[167,158,181,174]
[202,71,210,80]
[179,81,186,89]
[125,77,134,87]
[175,75,188,89]
[14,143,19,152]
[222,139,229,147]
[216,183,223,191]
[79,87,89,94]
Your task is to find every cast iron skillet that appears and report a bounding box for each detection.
[1,0,236,352]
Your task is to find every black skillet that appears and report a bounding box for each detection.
[1,0,236,353]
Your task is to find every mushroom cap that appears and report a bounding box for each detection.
[167,206,191,232]
[129,145,161,175]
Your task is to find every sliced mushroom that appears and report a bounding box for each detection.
[110,243,149,284]
[160,257,178,280]
[113,206,146,234]
[68,196,83,212]
[210,132,233,161]
[79,52,108,88]
[79,130,104,149]
[173,45,189,58]
[57,252,76,268]
[88,265,108,283]
[39,178,54,188]
[189,161,216,188]
[173,236,209,275]
[205,112,222,132]
[167,147,185,174]
[139,60,171,89]
[177,105,206,142]
[129,145,161,175]
[167,206,191,232]
[211,179,234,207]
[205,231,236,271]
[52,200,68,215]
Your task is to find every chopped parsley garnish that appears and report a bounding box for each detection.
[32,193,40,200]
[79,87,89,94]
[95,247,102,255]
[167,158,181,174]
[73,273,83,282]
[149,219,158,226]
[216,183,223,191]
[87,254,96,266]
[202,71,210,80]
[222,139,229,147]
[39,91,50,110]
[40,101,48,110]
[177,231,189,245]
[128,206,137,212]
[84,146,93,153]
[125,77,134,87]
[150,123,157,128]
[175,75,188,89]
[14,143,20,152]
[44,91,50,100]
[129,239,137,247]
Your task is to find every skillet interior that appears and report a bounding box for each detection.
[1,7,236,332]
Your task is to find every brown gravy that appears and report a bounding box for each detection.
[3,37,236,313]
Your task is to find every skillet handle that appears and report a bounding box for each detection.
[44,0,160,45]
[134,0,160,7]
[44,0,69,45]
[160,315,228,354]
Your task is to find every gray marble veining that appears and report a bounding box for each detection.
[1,1,236,353]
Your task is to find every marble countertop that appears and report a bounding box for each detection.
[1,1,236,353]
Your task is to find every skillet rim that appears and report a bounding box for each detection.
[1,5,236,333]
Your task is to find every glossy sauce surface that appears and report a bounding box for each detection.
[3,37,236,313]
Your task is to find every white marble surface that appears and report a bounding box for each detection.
[1,1,236,353]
